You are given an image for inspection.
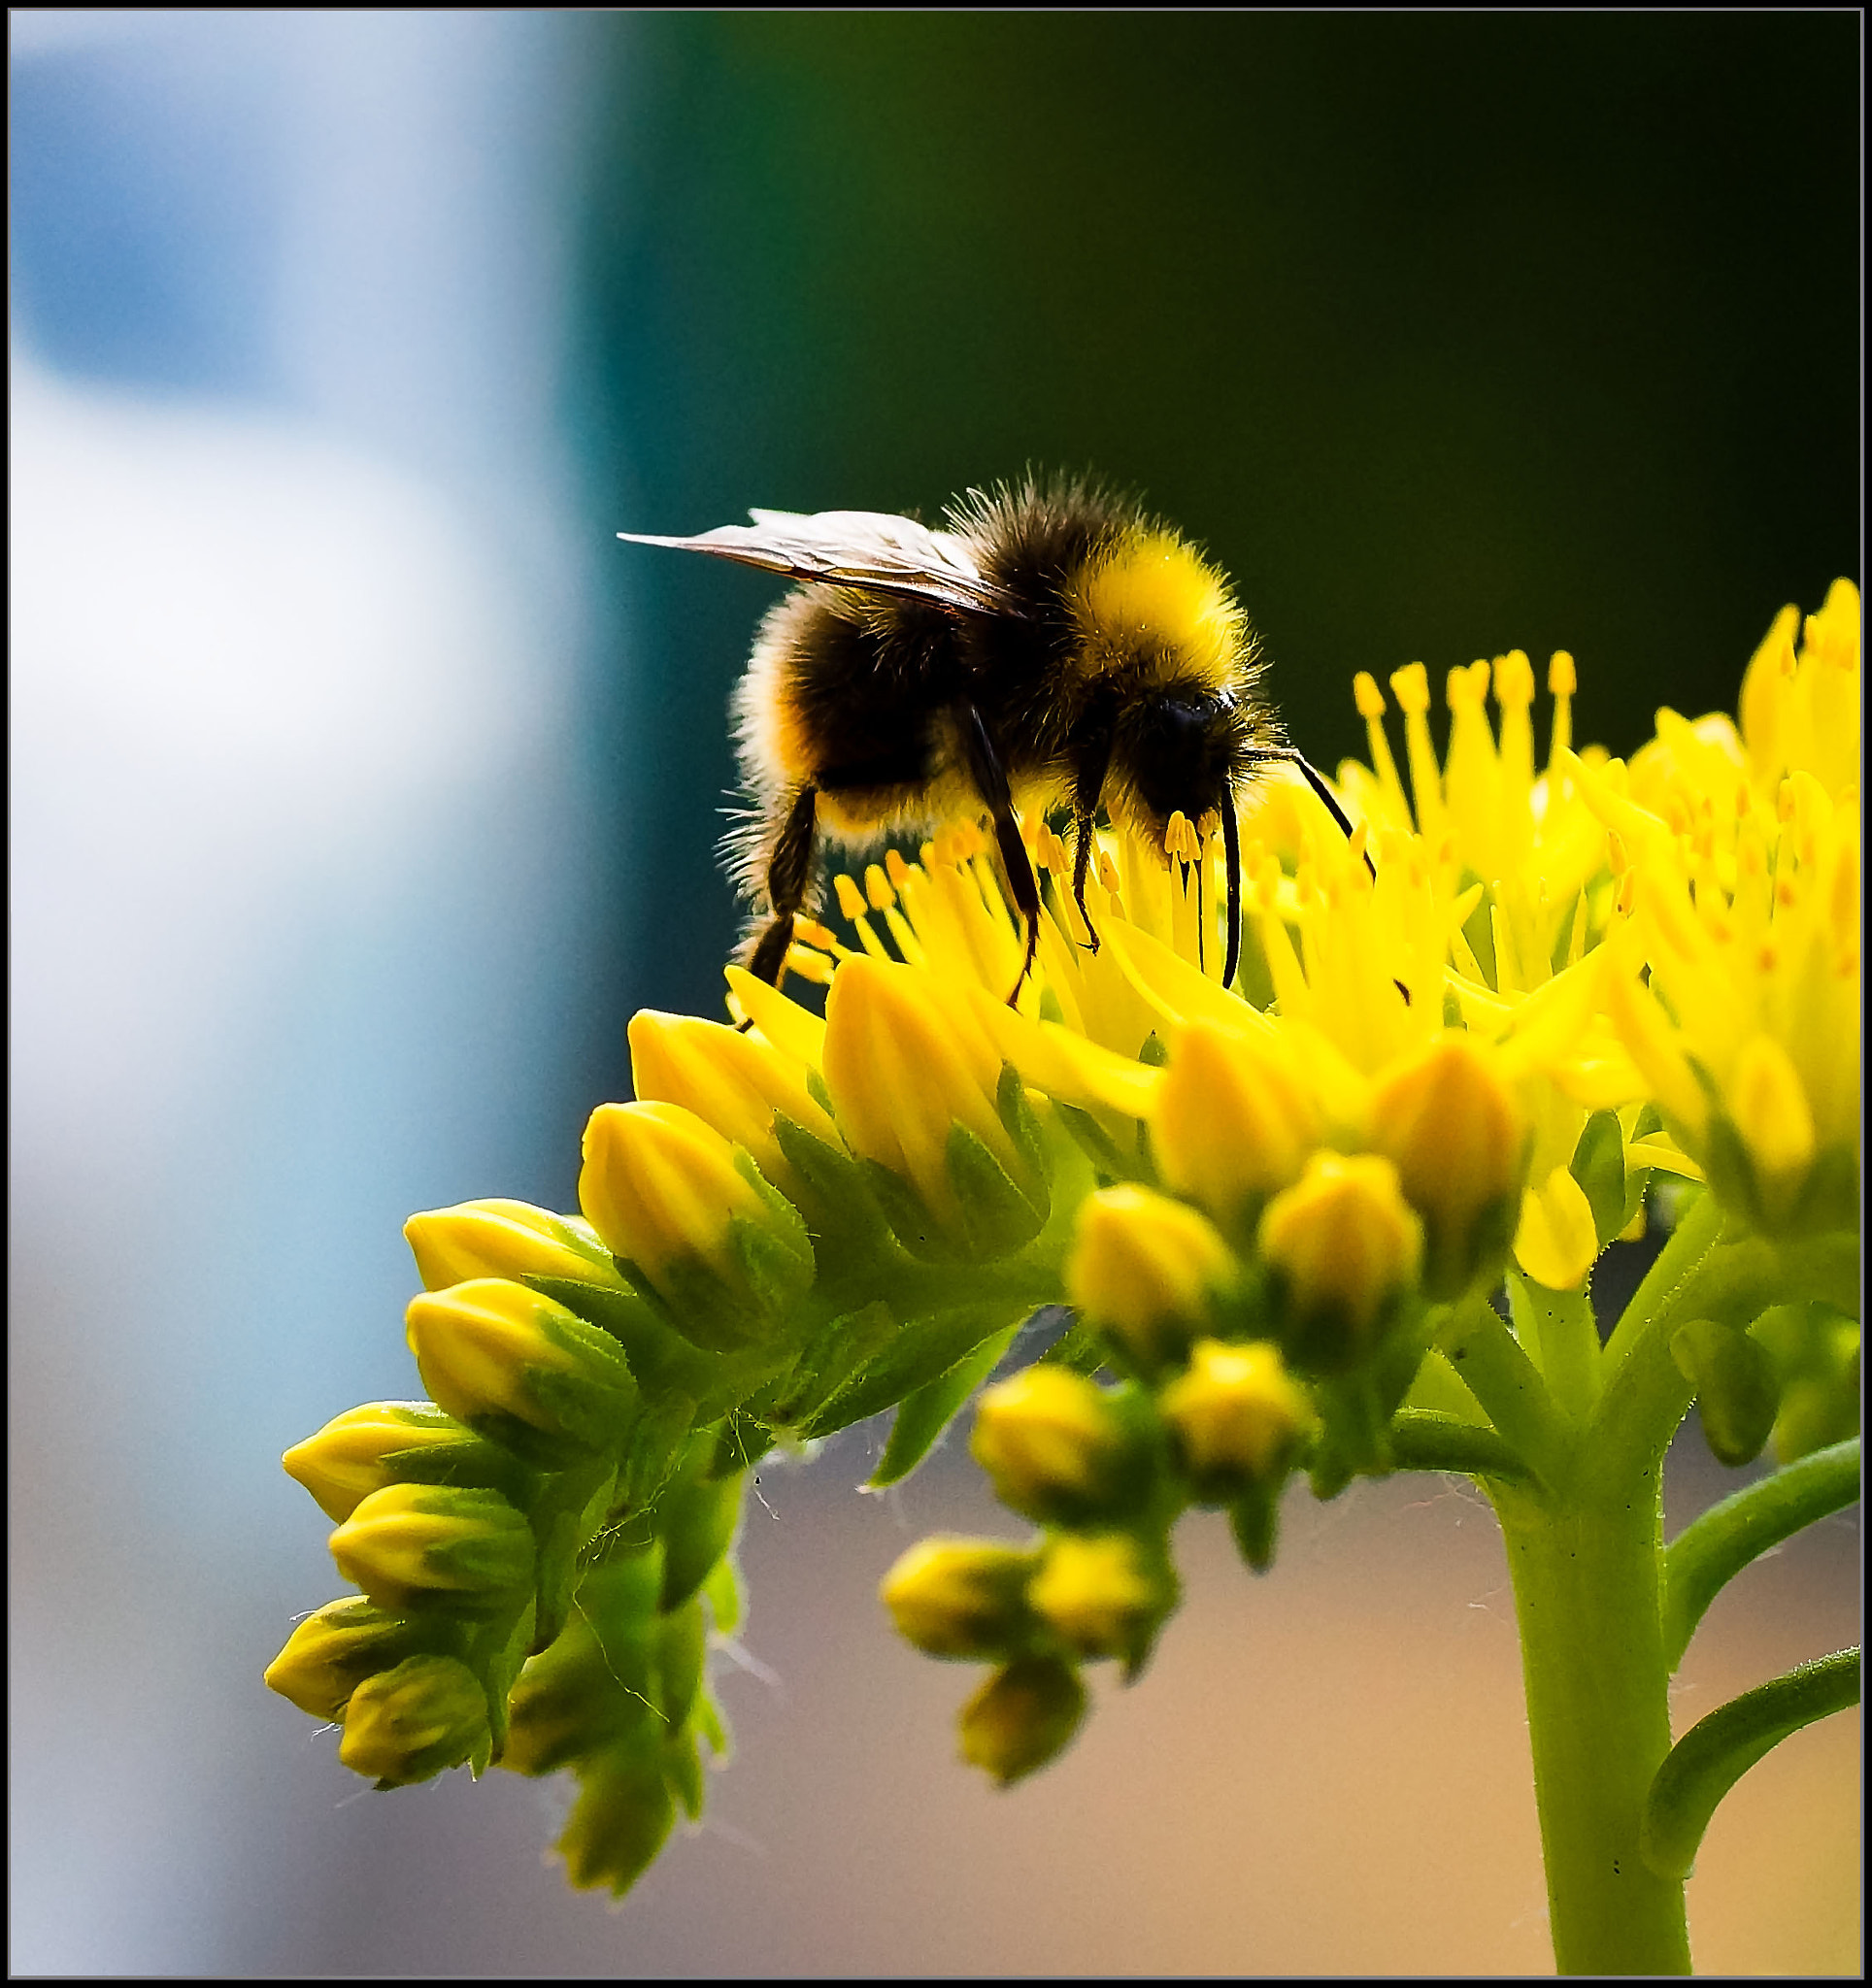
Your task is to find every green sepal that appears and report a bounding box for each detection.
[701,1554,745,1639]
[463,1595,537,1765]
[578,1550,664,1702]
[531,1463,622,1652]
[264,1596,439,1722]
[654,1596,709,1733]
[614,1391,704,1520]
[1138,1031,1170,1068]
[801,1304,1021,1438]
[1752,1302,1860,1464]
[528,1275,733,1409]
[662,1723,707,1821]
[994,1063,1052,1208]
[1040,1312,1111,1377]
[946,1120,1048,1259]
[707,1407,772,1479]
[1672,1318,1780,1468]
[356,1652,496,1789]
[1570,1110,1628,1248]
[693,1680,732,1761]
[772,1112,893,1254]
[859,1156,953,1261]
[728,1148,818,1304]
[867,1321,1020,1489]
[658,1469,747,1612]
[404,1488,537,1607]
[762,1301,901,1433]
[556,1745,679,1899]
[1052,1099,1147,1184]
[371,1431,539,1512]
[1307,1371,1393,1485]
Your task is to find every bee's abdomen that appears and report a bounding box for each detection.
[732,589,960,799]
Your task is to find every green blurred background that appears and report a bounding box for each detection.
[11,12,1857,1974]
[582,12,1858,1072]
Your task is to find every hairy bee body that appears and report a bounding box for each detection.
[622,473,1292,994]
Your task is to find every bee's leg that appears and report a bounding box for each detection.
[1066,711,1114,952]
[747,785,819,990]
[1070,812,1102,952]
[956,703,1042,1004]
[1220,787,1242,992]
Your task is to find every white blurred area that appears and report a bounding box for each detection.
[10,12,614,1971]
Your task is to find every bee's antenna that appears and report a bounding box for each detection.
[1271,749,1376,881]
[1220,789,1242,994]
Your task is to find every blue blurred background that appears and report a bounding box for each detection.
[10,12,1857,1973]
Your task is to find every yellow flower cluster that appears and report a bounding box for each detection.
[271,580,1859,1872]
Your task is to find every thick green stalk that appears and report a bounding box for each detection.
[1490,1466,1692,1975]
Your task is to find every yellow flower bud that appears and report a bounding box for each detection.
[820,955,1039,1245]
[881,1537,1038,1659]
[327,1481,535,1613]
[283,1400,479,1523]
[1257,1151,1423,1371]
[1159,1339,1316,1497]
[1153,1018,1322,1232]
[579,1101,814,1349]
[337,1654,488,1785]
[263,1596,417,1721]
[404,1277,635,1462]
[1065,1185,1236,1367]
[969,1366,1152,1525]
[402,1198,617,1294]
[957,1655,1086,1785]
[628,1009,839,1200]
[1369,1033,1523,1297]
[1027,1533,1173,1668]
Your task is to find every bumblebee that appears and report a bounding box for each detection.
[620,472,1353,999]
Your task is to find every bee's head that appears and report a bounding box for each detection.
[1112,688,1256,837]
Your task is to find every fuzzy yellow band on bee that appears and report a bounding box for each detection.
[1068,529,1249,692]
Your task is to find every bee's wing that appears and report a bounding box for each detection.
[618,508,1023,617]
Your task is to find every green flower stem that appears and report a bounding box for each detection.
[1640,1646,1862,1882]
[1600,1186,1723,1379]
[1509,1273,1602,1423]
[1387,1408,1535,1485]
[1490,1467,1692,1976]
[1660,1438,1861,1670]
[1437,1295,1567,1488]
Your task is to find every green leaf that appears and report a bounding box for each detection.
[1641,1647,1861,1879]
[867,1321,1020,1488]
[1660,1436,1860,1670]
[1671,1317,1780,1467]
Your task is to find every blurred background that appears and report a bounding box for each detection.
[9,11,1857,1974]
